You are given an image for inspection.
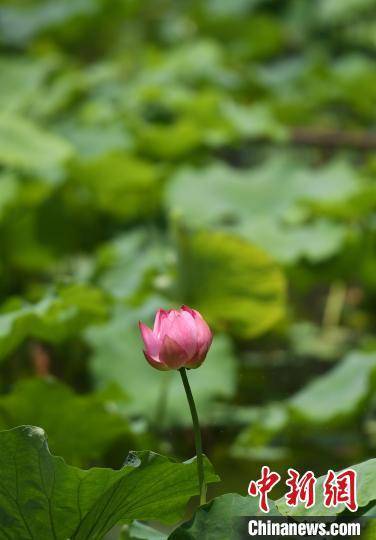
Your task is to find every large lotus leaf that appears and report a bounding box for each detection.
[0,56,51,113]
[0,0,97,46]
[176,230,286,338]
[86,302,237,426]
[136,41,234,87]
[222,102,287,141]
[132,91,254,157]
[0,284,109,360]
[329,56,376,117]
[126,521,167,539]
[166,158,359,263]
[0,378,131,466]
[166,159,301,229]
[136,118,202,160]
[317,0,375,23]
[0,426,218,539]
[237,219,346,264]
[69,152,161,221]
[232,403,289,457]
[289,322,350,360]
[234,351,376,455]
[169,493,281,539]
[96,230,167,300]
[1,207,57,275]
[0,114,73,174]
[95,227,285,338]
[58,119,133,158]
[167,158,358,226]
[289,351,376,425]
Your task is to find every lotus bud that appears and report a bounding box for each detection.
[139,306,213,371]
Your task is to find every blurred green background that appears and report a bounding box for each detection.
[0,0,375,518]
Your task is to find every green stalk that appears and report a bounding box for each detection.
[179,367,206,505]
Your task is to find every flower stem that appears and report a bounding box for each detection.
[179,367,206,505]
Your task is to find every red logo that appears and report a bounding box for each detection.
[323,469,358,512]
[248,466,281,513]
[248,467,357,513]
[285,469,317,509]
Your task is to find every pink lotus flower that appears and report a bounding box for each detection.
[139,306,213,370]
